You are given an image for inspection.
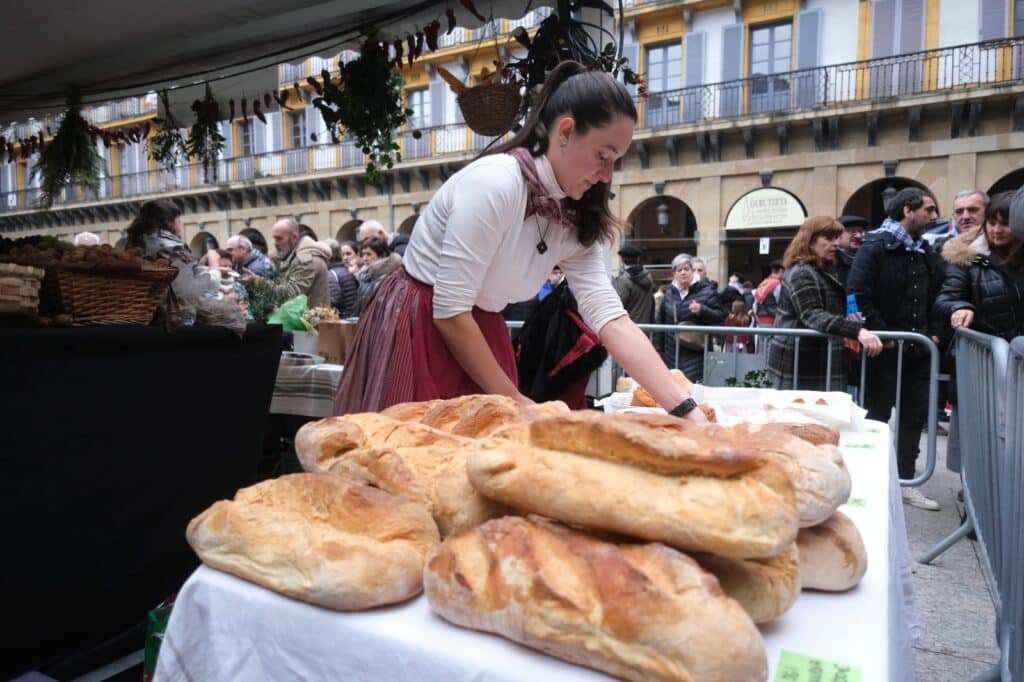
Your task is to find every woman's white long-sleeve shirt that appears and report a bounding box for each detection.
[403,152,626,333]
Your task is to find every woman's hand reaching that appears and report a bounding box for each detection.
[857,328,883,357]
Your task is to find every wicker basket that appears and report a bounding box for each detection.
[457,81,522,137]
[0,262,45,316]
[54,265,177,326]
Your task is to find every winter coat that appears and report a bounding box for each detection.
[653,278,726,382]
[831,247,856,290]
[846,229,945,351]
[933,226,1024,340]
[753,274,782,324]
[765,262,863,391]
[389,233,410,256]
[354,253,403,315]
[238,249,274,277]
[270,236,332,309]
[327,262,359,317]
[612,265,655,324]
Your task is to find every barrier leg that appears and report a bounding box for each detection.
[918,517,974,564]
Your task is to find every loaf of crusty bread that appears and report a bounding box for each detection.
[767,422,840,447]
[471,411,797,558]
[381,394,569,438]
[186,473,439,610]
[796,511,868,591]
[693,545,801,624]
[601,415,850,527]
[424,516,768,682]
[629,369,691,407]
[295,413,507,535]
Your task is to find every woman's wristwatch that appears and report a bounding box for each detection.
[669,397,698,418]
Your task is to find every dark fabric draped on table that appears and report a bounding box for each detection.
[0,324,282,679]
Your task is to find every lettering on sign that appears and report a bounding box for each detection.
[774,651,861,682]
[725,188,807,230]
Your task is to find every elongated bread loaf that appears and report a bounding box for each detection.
[693,545,801,624]
[768,422,840,447]
[186,473,439,610]
[588,414,850,527]
[796,511,868,591]
[296,413,506,535]
[424,516,768,682]
[382,394,569,438]
[471,412,797,558]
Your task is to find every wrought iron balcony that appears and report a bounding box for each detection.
[2,37,1022,215]
[640,36,1024,128]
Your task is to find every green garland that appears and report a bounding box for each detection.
[150,90,188,173]
[247,269,289,324]
[313,34,412,186]
[186,84,225,183]
[36,87,101,209]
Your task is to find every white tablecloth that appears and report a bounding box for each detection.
[155,421,917,682]
[269,352,343,418]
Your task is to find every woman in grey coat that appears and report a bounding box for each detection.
[766,216,882,390]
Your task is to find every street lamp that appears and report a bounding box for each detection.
[657,200,669,233]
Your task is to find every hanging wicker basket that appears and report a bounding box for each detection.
[457,81,522,137]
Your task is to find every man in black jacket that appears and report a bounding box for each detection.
[847,187,945,510]
[612,244,655,324]
[832,214,868,289]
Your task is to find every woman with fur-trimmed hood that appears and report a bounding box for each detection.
[934,190,1024,340]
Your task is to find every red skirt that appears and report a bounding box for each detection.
[333,267,518,415]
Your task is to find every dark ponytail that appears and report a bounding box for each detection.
[489,61,637,247]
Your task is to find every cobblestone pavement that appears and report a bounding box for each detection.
[905,429,1000,680]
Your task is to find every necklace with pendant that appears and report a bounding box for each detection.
[536,218,551,254]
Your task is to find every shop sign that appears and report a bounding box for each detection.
[725,187,807,230]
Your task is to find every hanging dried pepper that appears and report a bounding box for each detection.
[293,82,303,102]
[446,8,457,34]
[460,0,486,22]
[307,75,323,95]
[273,89,293,110]
[241,97,249,121]
[264,93,273,108]
[253,99,267,124]
[424,20,440,51]
[415,31,425,58]
[6,143,15,163]
[140,123,150,140]
[37,133,44,153]
[321,69,332,88]
[229,99,236,124]
[393,38,404,68]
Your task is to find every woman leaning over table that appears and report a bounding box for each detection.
[333,61,705,422]
[766,216,883,390]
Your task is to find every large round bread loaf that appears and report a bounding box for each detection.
[186,473,439,610]
[470,412,797,559]
[693,545,801,623]
[796,511,868,591]
[424,516,768,682]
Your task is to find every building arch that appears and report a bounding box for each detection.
[335,219,361,243]
[189,231,218,258]
[298,224,318,241]
[987,168,1024,196]
[397,213,419,235]
[623,195,698,274]
[841,177,936,228]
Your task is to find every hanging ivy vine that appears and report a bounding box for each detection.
[312,33,412,186]
[35,87,101,209]
[186,84,225,183]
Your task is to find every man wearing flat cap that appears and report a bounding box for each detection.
[613,244,655,324]
[832,215,869,288]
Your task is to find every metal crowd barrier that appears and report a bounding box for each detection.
[626,323,940,488]
[916,328,1022,680]
[1001,337,1024,680]
[918,329,1008,565]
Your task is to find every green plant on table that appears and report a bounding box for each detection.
[724,369,773,388]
